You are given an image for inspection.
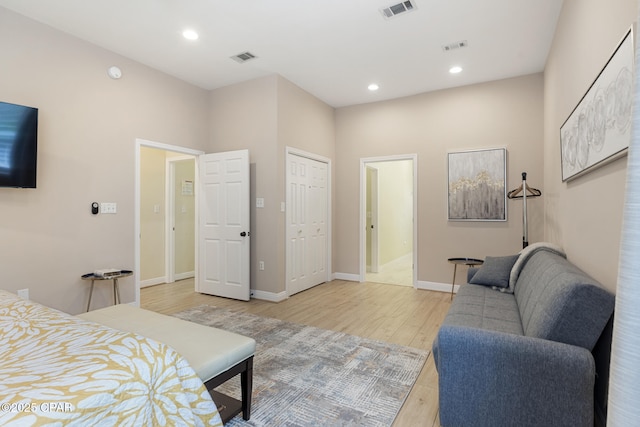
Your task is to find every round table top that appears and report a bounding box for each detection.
[447,257,484,266]
[81,270,133,280]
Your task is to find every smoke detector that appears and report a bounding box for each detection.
[380,0,417,19]
[231,51,257,64]
[107,66,122,79]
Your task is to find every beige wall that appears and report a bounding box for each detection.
[335,74,544,284]
[3,0,632,312]
[140,147,166,282]
[376,160,414,265]
[0,9,210,313]
[543,0,637,292]
[208,76,280,295]
[276,77,336,292]
[140,150,195,285]
[173,159,195,277]
[207,75,335,296]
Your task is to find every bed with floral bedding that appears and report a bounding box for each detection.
[0,290,222,427]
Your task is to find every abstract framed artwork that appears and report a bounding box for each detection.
[560,26,634,182]
[448,148,507,221]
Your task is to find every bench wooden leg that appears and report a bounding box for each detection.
[241,357,253,420]
[205,356,254,423]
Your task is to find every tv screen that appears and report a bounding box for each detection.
[0,101,38,188]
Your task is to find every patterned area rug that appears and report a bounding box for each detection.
[173,305,429,427]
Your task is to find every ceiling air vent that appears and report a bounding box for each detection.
[442,40,468,52]
[380,0,417,19]
[231,51,257,64]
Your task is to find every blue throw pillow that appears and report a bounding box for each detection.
[469,255,519,288]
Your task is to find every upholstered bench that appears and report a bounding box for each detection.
[79,304,256,423]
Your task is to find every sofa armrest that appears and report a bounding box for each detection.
[433,325,595,427]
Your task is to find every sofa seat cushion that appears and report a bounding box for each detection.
[79,304,256,383]
[444,283,523,335]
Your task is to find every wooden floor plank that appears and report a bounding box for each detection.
[141,279,450,427]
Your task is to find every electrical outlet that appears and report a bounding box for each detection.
[17,288,29,300]
[259,261,265,271]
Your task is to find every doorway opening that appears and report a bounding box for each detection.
[135,140,251,306]
[360,155,417,287]
[134,139,204,306]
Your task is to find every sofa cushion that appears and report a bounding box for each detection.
[444,283,523,335]
[514,250,615,350]
[469,255,518,288]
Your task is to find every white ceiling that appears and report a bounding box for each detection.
[0,0,563,108]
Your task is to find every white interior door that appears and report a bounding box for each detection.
[287,152,328,296]
[197,149,250,301]
[308,159,328,285]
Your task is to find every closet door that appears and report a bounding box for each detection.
[287,153,328,296]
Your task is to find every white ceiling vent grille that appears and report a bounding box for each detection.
[231,51,257,63]
[380,0,417,19]
[442,40,468,52]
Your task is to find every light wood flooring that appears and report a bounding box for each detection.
[366,253,414,287]
[141,279,451,427]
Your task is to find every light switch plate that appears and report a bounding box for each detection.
[101,202,117,214]
[256,198,264,208]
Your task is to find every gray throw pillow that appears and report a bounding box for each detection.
[469,255,519,288]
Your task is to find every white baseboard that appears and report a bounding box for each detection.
[331,273,457,295]
[251,289,288,302]
[416,280,457,294]
[333,272,360,282]
[175,271,195,281]
[140,277,166,288]
[140,272,194,288]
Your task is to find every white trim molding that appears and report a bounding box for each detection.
[251,289,288,302]
[333,272,361,282]
[416,280,457,294]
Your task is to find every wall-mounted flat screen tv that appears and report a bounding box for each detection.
[0,101,38,188]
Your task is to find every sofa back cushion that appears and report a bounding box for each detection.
[514,250,614,350]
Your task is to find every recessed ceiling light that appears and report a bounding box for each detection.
[368,83,379,91]
[182,29,199,41]
[449,66,463,74]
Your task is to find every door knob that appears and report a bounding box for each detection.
[240,231,247,237]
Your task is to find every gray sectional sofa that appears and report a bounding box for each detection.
[432,243,615,427]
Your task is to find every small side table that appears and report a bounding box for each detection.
[82,270,133,312]
[447,258,484,299]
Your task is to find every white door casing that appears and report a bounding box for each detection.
[197,149,250,301]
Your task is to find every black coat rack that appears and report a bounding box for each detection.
[507,172,541,248]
